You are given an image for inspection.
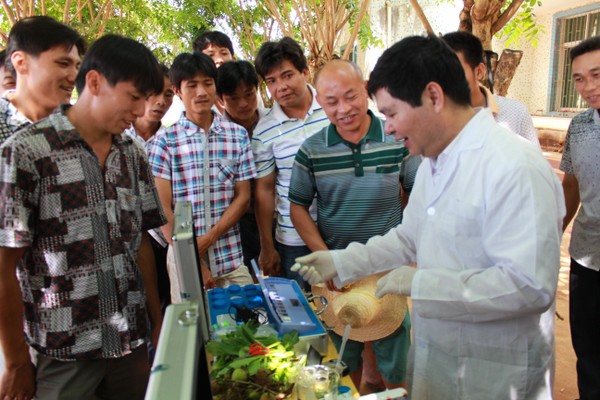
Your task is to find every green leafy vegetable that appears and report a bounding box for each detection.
[208,322,301,400]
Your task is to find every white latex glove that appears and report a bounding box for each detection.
[290,251,337,285]
[375,266,417,298]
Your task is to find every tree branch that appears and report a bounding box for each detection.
[408,0,434,35]
[342,0,371,60]
[492,0,525,35]
[13,0,23,20]
[73,0,93,22]
[0,0,17,26]
[26,0,33,16]
[63,0,73,23]
[459,0,474,31]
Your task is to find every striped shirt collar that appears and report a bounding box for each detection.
[268,84,322,122]
[326,110,384,146]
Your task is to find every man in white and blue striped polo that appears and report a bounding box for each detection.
[252,37,329,287]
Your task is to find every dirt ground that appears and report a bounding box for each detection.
[546,151,578,400]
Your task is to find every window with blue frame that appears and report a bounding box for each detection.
[550,6,600,113]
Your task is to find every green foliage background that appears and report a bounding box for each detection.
[0,0,542,65]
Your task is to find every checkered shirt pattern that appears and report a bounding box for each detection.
[0,107,167,361]
[0,94,32,145]
[146,112,256,276]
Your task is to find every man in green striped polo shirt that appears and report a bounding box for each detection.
[288,59,420,393]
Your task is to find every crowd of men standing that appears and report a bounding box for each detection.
[0,14,598,400]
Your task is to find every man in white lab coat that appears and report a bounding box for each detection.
[292,35,565,399]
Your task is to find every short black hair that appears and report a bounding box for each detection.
[75,34,162,96]
[442,31,485,69]
[367,35,471,107]
[170,52,217,90]
[192,31,234,57]
[216,60,259,96]
[0,49,6,68]
[158,63,170,79]
[254,37,308,79]
[5,16,86,77]
[570,36,600,64]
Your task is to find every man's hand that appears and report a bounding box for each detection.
[0,247,34,400]
[200,259,216,289]
[375,266,416,298]
[196,232,216,256]
[0,357,36,400]
[258,246,280,277]
[290,251,337,285]
[325,280,343,292]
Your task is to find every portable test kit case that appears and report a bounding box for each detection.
[207,281,329,356]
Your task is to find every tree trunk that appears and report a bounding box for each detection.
[458,0,474,32]
[470,16,494,50]
[493,49,523,96]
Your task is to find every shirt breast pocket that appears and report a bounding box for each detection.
[117,189,143,240]
[217,158,237,186]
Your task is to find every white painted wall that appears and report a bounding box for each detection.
[363,0,598,117]
[495,0,599,115]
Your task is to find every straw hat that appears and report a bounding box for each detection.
[311,272,407,342]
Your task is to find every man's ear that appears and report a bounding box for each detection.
[173,85,183,99]
[10,51,28,75]
[85,70,103,96]
[315,92,324,107]
[302,67,310,81]
[423,82,445,113]
[215,95,225,110]
[474,62,487,82]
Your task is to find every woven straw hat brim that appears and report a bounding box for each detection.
[311,272,407,342]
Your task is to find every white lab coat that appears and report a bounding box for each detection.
[333,110,565,399]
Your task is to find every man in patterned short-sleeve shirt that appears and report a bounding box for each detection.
[560,36,600,400]
[0,35,166,400]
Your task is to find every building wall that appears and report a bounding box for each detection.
[363,0,463,76]
[495,0,599,116]
[363,0,597,117]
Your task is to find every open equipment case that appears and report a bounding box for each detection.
[145,202,212,400]
[145,201,330,399]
